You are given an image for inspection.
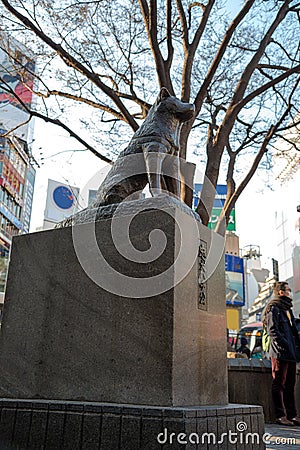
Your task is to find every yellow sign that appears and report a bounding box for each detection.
[226,308,239,331]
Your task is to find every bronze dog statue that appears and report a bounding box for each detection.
[57,88,195,227]
[91,88,195,207]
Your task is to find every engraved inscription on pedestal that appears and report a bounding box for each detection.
[198,239,207,310]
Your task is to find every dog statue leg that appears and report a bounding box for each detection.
[162,153,180,199]
[143,144,166,196]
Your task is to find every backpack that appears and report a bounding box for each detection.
[262,304,281,353]
[262,326,271,352]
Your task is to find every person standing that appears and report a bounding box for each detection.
[263,281,300,426]
[236,337,251,358]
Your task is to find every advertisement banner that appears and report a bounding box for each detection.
[193,184,236,231]
[208,207,236,231]
[225,254,245,306]
[193,183,227,209]
[1,158,24,199]
[0,35,35,139]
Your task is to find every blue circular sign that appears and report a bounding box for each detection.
[53,186,74,210]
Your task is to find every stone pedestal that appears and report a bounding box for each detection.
[0,198,227,406]
[0,198,266,448]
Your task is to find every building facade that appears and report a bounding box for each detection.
[0,133,35,255]
[0,33,37,254]
[0,33,36,319]
[274,168,300,317]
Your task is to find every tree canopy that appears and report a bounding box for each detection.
[0,0,300,234]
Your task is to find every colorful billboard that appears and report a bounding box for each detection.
[0,157,24,200]
[193,184,236,231]
[0,34,35,139]
[194,183,227,209]
[0,49,35,110]
[209,207,236,231]
[225,254,245,306]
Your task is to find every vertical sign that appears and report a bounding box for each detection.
[21,165,36,233]
[225,254,245,306]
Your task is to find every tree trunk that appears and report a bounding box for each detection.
[196,146,223,225]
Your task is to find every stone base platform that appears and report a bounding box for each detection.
[0,198,227,407]
[0,399,265,449]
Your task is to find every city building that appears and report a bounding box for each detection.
[248,276,275,323]
[269,115,300,317]
[224,232,244,333]
[193,185,244,332]
[245,122,300,320]
[241,245,269,321]
[0,32,36,253]
[225,238,271,332]
[0,33,37,315]
[0,133,36,254]
[274,165,300,317]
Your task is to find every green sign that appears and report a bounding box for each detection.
[208,208,236,231]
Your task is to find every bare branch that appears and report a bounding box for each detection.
[175,0,189,50]
[237,65,300,111]
[138,0,174,92]
[0,115,31,136]
[1,0,139,131]
[165,0,174,70]
[229,0,292,111]
[0,77,112,163]
[194,0,255,113]
[257,63,291,71]
[179,0,216,101]
[215,104,293,234]
[276,133,300,152]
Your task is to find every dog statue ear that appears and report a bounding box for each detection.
[159,87,171,102]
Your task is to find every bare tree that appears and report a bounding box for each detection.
[0,0,300,235]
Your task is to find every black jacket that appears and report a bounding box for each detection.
[266,303,300,362]
[237,345,250,358]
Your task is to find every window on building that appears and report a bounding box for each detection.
[0,215,5,229]
[9,148,15,165]
[6,195,12,210]
[0,136,6,149]
[16,205,21,219]
[18,159,26,179]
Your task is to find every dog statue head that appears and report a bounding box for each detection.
[154,87,195,122]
